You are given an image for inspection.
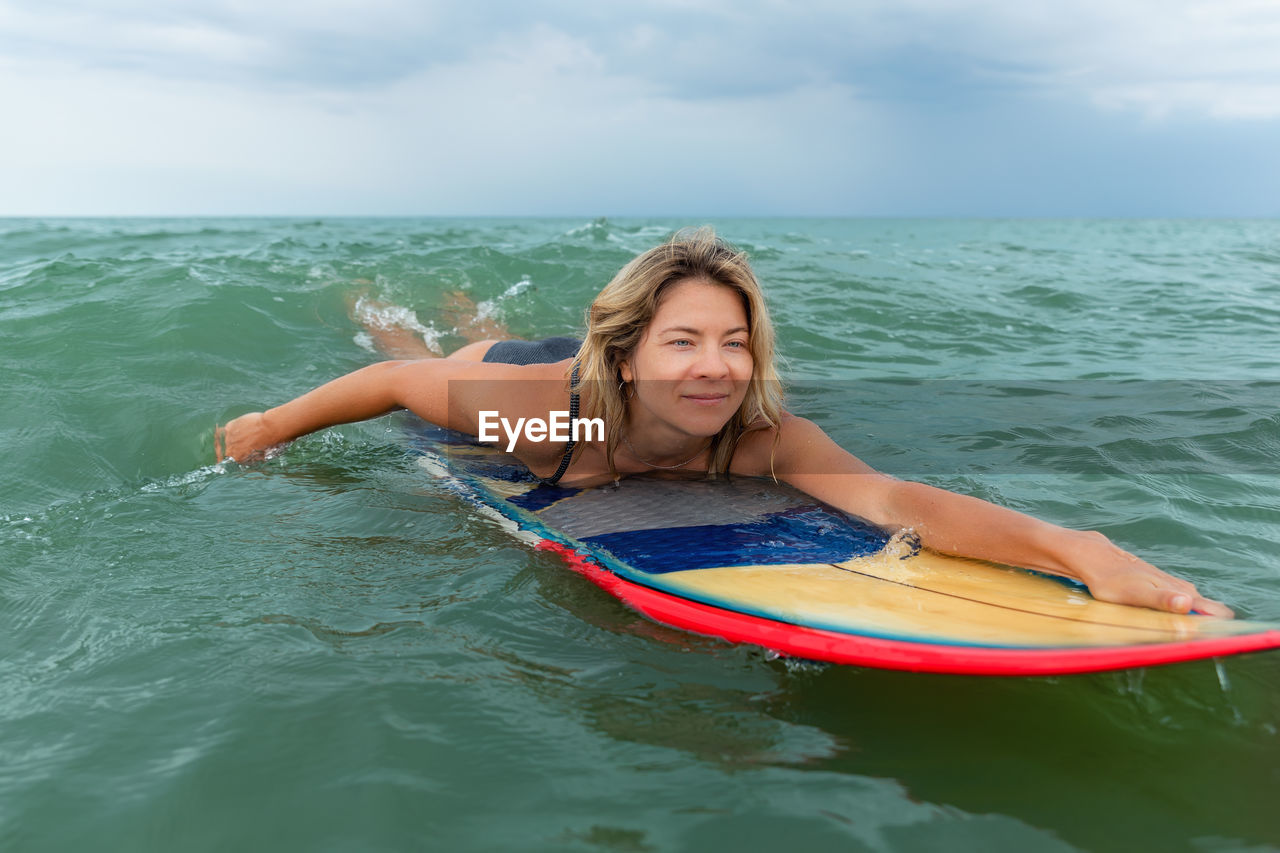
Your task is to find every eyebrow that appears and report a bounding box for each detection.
[657,325,749,336]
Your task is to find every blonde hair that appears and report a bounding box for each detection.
[573,227,784,478]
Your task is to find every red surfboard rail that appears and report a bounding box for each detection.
[535,540,1280,676]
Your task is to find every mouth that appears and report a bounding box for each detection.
[682,392,731,407]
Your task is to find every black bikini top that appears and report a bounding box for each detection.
[541,366,579,485]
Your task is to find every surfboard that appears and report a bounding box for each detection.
[408,425,1280,676]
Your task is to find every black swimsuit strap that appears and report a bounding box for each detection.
[542,366,579,485]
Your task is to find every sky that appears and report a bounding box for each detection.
[2,0,1278,217]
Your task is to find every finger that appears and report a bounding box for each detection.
[215,425,226,462]
[1154,587,1236,619]
[1191,596,1235,619]
[1161,589,1194,614]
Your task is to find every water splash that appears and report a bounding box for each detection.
[139,464,231,492]
[351,295,443,354]
[882,527,922,560]
[475,276,533,324]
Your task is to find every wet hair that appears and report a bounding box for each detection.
[573,226,784,477]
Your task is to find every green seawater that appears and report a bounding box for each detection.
[2,217,1279,851]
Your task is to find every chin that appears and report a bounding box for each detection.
[684,413,738,436]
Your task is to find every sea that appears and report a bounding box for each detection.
[2,217,1279,852]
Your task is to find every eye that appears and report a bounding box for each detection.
[671,339,693,348]
[725,340,747,349]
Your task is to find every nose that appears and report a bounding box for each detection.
[692,345,730,379]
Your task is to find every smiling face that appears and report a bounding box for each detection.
[618,277,754,439]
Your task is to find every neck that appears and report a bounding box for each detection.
[618,413,711,469]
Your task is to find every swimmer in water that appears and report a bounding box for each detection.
[217,227,1232,618]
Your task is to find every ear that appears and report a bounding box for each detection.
[619,359,634,383]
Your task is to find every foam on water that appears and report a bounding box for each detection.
[351,294,443,354]
[474,276,532,325]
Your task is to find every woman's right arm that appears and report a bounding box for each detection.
[215,359,496,462]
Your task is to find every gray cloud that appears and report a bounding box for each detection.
[5,0,1279,114]
[2,0,1278,215]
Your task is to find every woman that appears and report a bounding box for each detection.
[217,228,1232,617]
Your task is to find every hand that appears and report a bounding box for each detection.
[215,412,282,463]
[1072,531,1234,618]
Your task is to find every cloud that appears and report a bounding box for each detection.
[919,0,1280,120]
[5,0,1279,114]
[1,0,1277,215]
[0,0,454,89]
[0,10,878,215]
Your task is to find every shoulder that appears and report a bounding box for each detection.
[736,413,828,448]
[730,413,826,475]
[388,357,573,435]
[731,413,879,478]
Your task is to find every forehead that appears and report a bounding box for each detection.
[651,278,747,325]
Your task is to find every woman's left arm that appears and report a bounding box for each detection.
[768,416,1233,618]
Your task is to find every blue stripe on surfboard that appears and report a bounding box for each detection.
[579,506,890,572]
[508,484,585,511]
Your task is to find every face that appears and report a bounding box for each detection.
[619,278,753,438]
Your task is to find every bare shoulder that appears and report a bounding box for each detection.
[731,413,879,478]
[390,357,574,434]
[730,413,820,476]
